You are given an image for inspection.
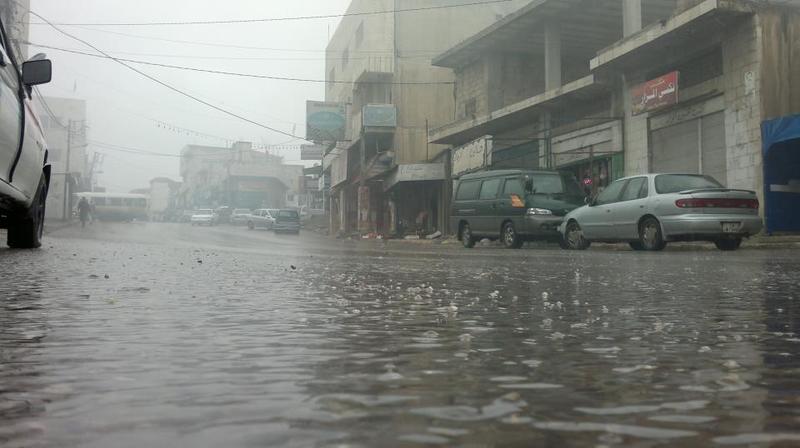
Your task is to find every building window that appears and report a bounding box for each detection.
[464,98,477,118]
[356,22,364,47]
[342,48,349,69]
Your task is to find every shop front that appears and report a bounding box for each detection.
[551,120,624,196]
[385,163,447,237]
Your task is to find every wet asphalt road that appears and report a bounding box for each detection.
[1,222,800,448]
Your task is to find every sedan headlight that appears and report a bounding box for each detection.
[527,208,553,216]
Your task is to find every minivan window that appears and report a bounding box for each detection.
[278,210,299,219]
[503,178,524,196]
[530,174,585,198]
[479,178,501,200]
[455,180,480,200]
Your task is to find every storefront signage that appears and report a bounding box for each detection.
[631,71,680,115]
[306,101,347,142]
[300,144,325,160]
[362,104,397,128]
[385,163,446,191]
[452,136,493,177]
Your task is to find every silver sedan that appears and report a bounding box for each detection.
[559,174,763,251]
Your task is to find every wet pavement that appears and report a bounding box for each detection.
[1,222,800,447]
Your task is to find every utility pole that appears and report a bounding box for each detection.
[63,119,73,220]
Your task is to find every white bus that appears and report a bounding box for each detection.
[73,193,149,222]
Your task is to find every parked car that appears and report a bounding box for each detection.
[178,209,194,223]
[273,209,301,234]
[247,209,278,230]
[214,206,233,224]
[559,173,763,251]
[230,208,252,225]
[0,18,53,248]
[451,170,586,249]
[190,209,216,226]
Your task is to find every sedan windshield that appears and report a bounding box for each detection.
[655,174,723,194]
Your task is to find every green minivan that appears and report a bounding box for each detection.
[450,170,586,249]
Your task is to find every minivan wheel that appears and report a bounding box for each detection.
[502,222,523,249]
[7,175,47,249]
[563,221,590,250]
[639,217,666,251]
[629,242,645,251]
[461,223,476,249]
[714,238,742,251]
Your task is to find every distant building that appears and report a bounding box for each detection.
[179,141,304,210]
[149,177,181,221]
[38,97,89,220]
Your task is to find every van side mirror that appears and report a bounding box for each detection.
[22,59,52,86]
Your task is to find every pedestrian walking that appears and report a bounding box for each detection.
[77,197,91,228]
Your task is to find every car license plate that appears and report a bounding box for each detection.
[722,222,741,233]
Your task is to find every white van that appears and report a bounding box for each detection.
[0,17,53,248]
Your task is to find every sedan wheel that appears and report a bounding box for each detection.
[563,221,590,250]
[247,222,255,230]
[461,223,476,249]
[502,222,522,249]
[639,217,667,251]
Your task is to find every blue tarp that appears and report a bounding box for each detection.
[762,114,800,234]
[762,114,800,155]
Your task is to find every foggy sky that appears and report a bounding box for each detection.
[30,0,351,192]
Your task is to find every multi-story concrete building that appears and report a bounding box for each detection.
[38,97,89,220]
[323,0,529,237]
[430,0,800,234]
[179,141,304,210]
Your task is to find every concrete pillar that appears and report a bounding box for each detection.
[544,22,562,91]
[622,0,642,37]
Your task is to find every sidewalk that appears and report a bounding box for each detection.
[43,219,75,235]
[370,234,800,251]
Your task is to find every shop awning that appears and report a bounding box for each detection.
[384,163,446,192]
[762,114,800,234]
[763,114,800,155]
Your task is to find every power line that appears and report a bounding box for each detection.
[26,8,309,142]
[29,42,455,85]
[28,0,514,26]
[33,88,69,129]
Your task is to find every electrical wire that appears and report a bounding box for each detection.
[28,42,454,85]
[26,8,309,142]
[28,0,514,26]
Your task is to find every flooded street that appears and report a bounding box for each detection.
[1,223,799,447]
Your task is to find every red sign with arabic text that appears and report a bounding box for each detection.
[631,71,680,115]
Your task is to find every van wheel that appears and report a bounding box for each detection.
[563,221,590,250]
[715,238,742,251]
[7,175,47,249]
[502,222,523,249]
[461,223,476,249]
[639,217,667,251]
[629,242,645,251]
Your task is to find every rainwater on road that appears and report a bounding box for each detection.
[1,222,799,447]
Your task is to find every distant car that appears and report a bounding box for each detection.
[215,206,233,224]
[178,209,194,223]
[0,16,53,248]
[273,209,301,234]
[230,208,252,225]
[247,209,278,230]
[559,174,763,251]
[190,209,216,226]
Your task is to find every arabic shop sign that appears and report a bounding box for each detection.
[631,71,679,115]
[306,101,347,142]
